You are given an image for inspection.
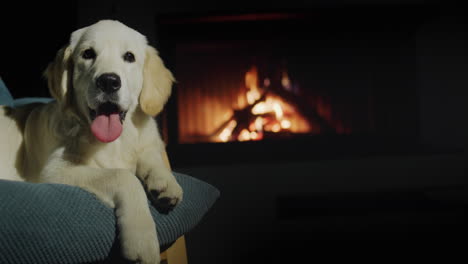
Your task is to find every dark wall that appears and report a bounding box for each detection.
[0,0,156,99]
[416,8,468,150]
[0,2,77,98]
[76,0,158,45]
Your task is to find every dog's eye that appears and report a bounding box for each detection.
[123,52,135,63]
[82,48,96,60]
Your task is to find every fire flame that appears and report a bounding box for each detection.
[217,66,311,142]
[245,67,261,105]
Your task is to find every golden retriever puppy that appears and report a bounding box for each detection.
[0,20,183,264]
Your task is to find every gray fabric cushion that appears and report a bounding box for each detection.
[12,97,55,107]
[0,77,14,107]
[0,78,54,107]
[0,172,220,264]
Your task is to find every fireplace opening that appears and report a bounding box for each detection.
[181,65,319,143]
[156,8,422,166]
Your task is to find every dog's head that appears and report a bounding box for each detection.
[45,20,174,143]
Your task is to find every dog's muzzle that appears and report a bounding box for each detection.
[89,102,127,143]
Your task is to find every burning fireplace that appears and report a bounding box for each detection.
[181,65,317,143]
[156,8,421,166]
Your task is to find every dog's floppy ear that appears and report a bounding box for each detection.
[44,46,73,105]
[140,46,174,116]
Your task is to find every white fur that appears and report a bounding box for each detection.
[0,20,182,264]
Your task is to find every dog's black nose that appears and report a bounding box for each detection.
[96,73,121,93]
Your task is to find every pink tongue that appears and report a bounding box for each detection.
[91,114,123,143]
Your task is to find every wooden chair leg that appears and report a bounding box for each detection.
[161,236,188,264]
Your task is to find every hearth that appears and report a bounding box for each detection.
[156,7,423,167]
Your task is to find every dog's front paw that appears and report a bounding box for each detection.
[119,217,160,264]
[147,172,183,214]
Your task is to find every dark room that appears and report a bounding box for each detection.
[1,0,467,263]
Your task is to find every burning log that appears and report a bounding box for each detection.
[264,83,335,134]
[213,66,336,142]
[213,87,269,141]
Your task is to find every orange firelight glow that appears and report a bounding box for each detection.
[217,66,312,142]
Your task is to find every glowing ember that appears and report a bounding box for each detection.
[271,123,281,133]
[251,102,268,115]
[246,89,261,105]
[273,103,283,119]
[281,119,291,129]
[255,117,263,131]
[238,129,251,141]
[219,120,237,142]
[250,131,258,139]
